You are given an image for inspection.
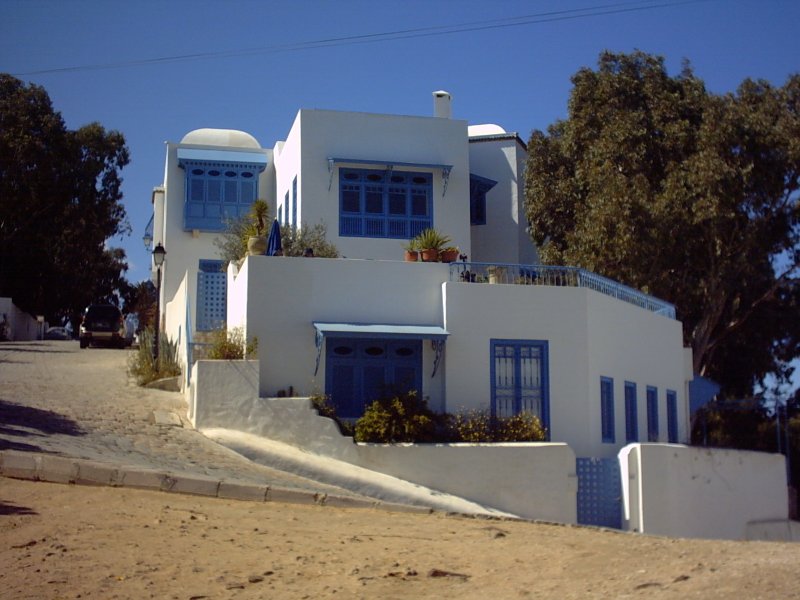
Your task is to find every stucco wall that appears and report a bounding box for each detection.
[291,109,472,261]
[622,444,788,539]
[0,297,40,341]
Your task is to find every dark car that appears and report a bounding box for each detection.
[79,304,126,349]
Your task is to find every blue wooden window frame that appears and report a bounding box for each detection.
[338,167,432,239]
[601,377,615,443]
[646,386,659,442]
[278,205,283,224]
[469,173,496,226]
[624,381,638,443]
[285,191,290,226]
[325,337,422,419]
[181,161,259,232]
[490,339,550,433]
[667,389,678,443]
[292,176,298,227]
[196,259,226,331]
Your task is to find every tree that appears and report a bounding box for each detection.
[0,74,130,325]
[525,51,800,396]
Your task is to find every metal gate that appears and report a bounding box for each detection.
[576,457,622,529]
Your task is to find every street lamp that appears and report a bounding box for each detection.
[142,230,153,252]
[152,243,166,364]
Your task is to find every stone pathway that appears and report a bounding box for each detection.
[0,341,361,496]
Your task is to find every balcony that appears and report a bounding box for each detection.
[448,262,676,319]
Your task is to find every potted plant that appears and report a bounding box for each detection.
[403,238,420,262]
[414,228,451,262]
[245,199,269,256]
[439,246,460,263]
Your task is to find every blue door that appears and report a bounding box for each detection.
[326,338,422,418]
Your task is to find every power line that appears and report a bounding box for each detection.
[12,0,712,76]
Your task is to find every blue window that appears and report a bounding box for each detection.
[180,162,259,231]
[667,390,678,443]
[490,339,549,433]
[278,205,283,224]
[292,176,298,227]
[325,338,422,419]
[601,377,615,443]
[339,168,432,238]
[624,381,638,443]
[196,260,226,331]
[285,191,290,226]
[646,386,658,442]
[469,173,497,225]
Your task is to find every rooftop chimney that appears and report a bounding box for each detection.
[433,90,452,118]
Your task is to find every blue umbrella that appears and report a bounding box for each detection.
[266,219,282,256]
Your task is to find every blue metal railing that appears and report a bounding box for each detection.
[449,262,676,319]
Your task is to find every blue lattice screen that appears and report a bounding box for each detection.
[197,260,226,331]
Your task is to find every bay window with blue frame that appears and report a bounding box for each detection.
[177,148,267,232]
[338,167,433,239]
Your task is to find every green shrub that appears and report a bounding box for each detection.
[128,328,181,386]
[207,326,257,360]
[354,389,442,443]
[448,410,547,442]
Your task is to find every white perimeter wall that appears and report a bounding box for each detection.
[622,444,788,539]
[286,109,472,261]
[0,297,40,341]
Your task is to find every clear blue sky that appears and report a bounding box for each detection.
[2,0,799,286]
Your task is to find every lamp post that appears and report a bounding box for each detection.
[152,243,166,364]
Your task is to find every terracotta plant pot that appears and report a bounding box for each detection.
[420,248,439,262]
[404,250,419,262]
[439,249,459,263]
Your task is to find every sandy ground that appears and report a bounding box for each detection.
[2,478,799,600]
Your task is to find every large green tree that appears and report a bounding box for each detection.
[0,74,130,327]
[525,51,800,396]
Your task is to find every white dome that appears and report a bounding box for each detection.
[180,128,261,148]
[468,124,507,137]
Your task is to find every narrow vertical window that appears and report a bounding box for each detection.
[285,191,290,226]
[292,176,298,227]
[601,377,615,443]
[667,390,678,443]
[646,386,658,442]
[624,381,638,443]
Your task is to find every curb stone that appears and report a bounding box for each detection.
[0,450,430,514]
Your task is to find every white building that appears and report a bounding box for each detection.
[144,92,742,530]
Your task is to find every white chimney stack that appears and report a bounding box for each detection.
[433,90,452,118]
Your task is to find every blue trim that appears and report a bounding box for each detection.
[489,339,550,434]
[646,386,659,442]
[601,377,615,443]
[177,148,268,166]
[624,381,638,443]
[667,389,678,443]
[180,160,260,232]
[338,167,433,239]
[313,322,448,340]
[469,173,497,226]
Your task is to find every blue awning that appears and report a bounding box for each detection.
[177,148,269,166]
[312,322,448,376]
[313,322,449,340]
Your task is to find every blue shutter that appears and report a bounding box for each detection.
[667,390,678,443]
[646,386,658,442]
[196,260,226,331]
[624,381,638,443]
[601,377,615,443]
[292,176,298,227]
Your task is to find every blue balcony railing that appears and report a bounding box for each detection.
[449,262,676,319]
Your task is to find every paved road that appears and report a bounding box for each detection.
[0,340,359,496]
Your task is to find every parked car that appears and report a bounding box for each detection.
[44,326,71,340]
[79,305,126,349]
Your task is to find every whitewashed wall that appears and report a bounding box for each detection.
[288,109,472,261]
[467,135,538,265]
[158,138,273,338]
[0,297,40,341]
[240,256,449,407]
[587,293,690,456]
[622,444,788,540]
